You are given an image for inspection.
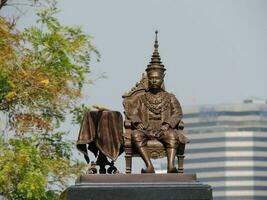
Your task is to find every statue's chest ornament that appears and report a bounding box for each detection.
[141,92,171,114]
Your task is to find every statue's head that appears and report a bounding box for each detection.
[146,30,166,91]
[147,70,164,90]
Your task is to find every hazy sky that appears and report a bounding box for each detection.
[56,0,267,112]
[2,0,267,172]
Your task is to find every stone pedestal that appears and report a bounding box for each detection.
[60,174,212,200]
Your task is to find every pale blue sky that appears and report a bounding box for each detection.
[2,0,267,173]
[56,0,267,112]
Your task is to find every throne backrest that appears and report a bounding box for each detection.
[122,73,147,120]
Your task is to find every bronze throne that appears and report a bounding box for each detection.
[122,74,186,174]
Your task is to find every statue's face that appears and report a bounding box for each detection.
[147,71,164,90]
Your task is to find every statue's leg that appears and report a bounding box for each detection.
[166,147,178,173]
[159,130,178,173]
[132,130,155,173]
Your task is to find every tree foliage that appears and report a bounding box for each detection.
[0,137,51,199]
[0,1,98,199]
[0,135,86,199]
[0,3,99,133]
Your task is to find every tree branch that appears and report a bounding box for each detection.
[0,0,8,10]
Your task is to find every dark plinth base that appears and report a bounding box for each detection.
[60,174,212,200]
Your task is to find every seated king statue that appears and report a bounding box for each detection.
[127,31,189,173]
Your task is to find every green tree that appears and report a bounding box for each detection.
[0,1,99,199]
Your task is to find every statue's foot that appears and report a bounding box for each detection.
[141,166,155,173]
[167,167,178,173]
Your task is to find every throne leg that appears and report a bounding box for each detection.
[125,147,132,174]
[177,155,184,173]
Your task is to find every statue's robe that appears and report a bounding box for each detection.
[127,91,189,145]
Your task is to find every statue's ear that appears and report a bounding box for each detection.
[161,82,165,90]
[161,73,166,90]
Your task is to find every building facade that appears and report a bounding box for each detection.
[155,100,267,200]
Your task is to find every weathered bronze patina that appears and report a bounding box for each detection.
[123,31,189,173]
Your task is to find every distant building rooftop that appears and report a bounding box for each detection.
[243,97,267,104]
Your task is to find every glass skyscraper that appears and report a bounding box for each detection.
[155,100,267,200]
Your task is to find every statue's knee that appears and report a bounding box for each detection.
[131,131,147,147]
[165,140,178,148]
[160,133,178,148]
[162,130,177,140]
[131,130,143,140]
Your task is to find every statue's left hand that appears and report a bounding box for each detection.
[161,123,170,131]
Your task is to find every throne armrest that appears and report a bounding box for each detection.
[124,119,131,129]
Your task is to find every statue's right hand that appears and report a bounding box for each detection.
[136,123,145,130]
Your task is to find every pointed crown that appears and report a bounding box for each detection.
[146,30,166,73]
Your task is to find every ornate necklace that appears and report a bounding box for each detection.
[145,92,166,104]
[141,91,171,114]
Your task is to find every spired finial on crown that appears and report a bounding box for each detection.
[146,30,166,73]
[154,30,159,49]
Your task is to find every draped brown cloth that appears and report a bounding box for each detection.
[76,111,124,163]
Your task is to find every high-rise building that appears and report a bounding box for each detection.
[155,99,267,200]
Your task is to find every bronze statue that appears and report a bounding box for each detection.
[125,31,189,173]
